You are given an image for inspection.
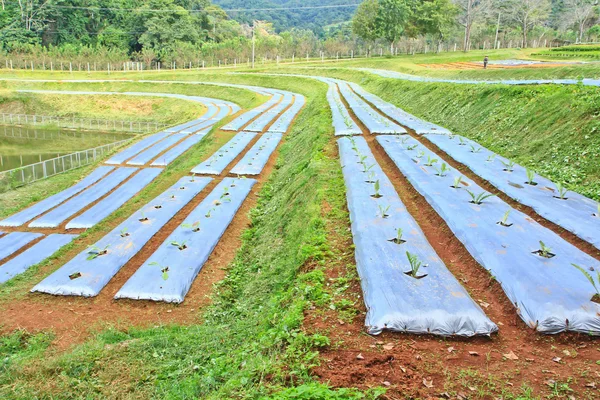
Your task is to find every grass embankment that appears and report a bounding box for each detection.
[0,75,374,398]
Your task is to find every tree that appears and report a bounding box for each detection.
[563,0,598,43]
[411,0,458,39]
[504,0,551,47]
[376,0,412,53]
[352,0,380,54]
[454,0,491,51]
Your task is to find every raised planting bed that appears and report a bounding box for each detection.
[151,134,206,167]
[268,94,305,133]
[29,167,137,228]
[377,135,600,334]
[0,232,44,262]
[337,82,406,135]
[338,137,497,336]
[326,84,361,136]
[244,92,292,132]
[0,234,76,284]
[66,168,163,229]
[31,177,212,297]
[126,133,187,166]
[426,133,600,251]
[105,132,170,165]
[114,177,256,303]
[190,132,257,175]
[221,90,282,131]
[0,166,114,227]
[230,132,282,176]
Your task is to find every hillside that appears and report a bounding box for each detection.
[213,0,356,33]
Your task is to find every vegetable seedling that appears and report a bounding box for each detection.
[149,261,170,281]
[498,210,512,227]
[170,240,188,251]
[139,210,149,222]
[571,263,600,302]
[501,160,516,172]
[434,163,450,177]
[405,251,426,278]
[365,171,376,184]
[486,154,496,162]
[525,169,537,185]
[363,163,375,173]
[120,227,129,237]
[416,151,425,159]
[469,144,482,153]
[371,180,382,198]
[534,241,555,258]
[389,228,405,244]
[451,176,464,189]
[401,137,410,144]
[378,205,390,218]
[205,208,215,218]
[87,245,110,260]
[458,137,466,146]
[554,182,569,200]
[425,156,438,167]
[406,144,418,151]
[182,220,201,232]
[467,190,494,205]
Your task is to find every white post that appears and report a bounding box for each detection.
[50,61,53,71]
[292,54,294,63]
[87,62,90,72]
[351,50,353,59]
[306,52,309,62]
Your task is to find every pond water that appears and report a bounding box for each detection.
[0,126,135,172]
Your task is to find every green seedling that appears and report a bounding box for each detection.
[120,227,129,237]
[536,241,554,258]
[458,137,466,145]
[359,155,368,164]
[501,160,516,172]
[451,176,464,189]
[87,244,110,260]
[467,190,495,205]
[486,154,496,162]
[390,228,405,244]
[406,251,425,278]
[555,182,569,200]
[571,263,600,301]
[499,210,511,227]
[363,163,375,173]
[139,210,148,222]
[170,240,188,251]
[372,180,382,198]
[434,163,450,177]
[406,144,418,151]
[149,261,170,281]
[205,208,215,218]
[378,204,390,218]
[182,220,201,232]
[425,156,438,167]
[365,171,376,184]
[526,169,537,185]
[416,150,425,158]
[469,144,482,153]
[401,137,410,144]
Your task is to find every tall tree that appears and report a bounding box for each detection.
[504,0,551,47]
[454,0,491,51]
[352,0,380,54]
[563,0,598,43]
[376,0,412,53]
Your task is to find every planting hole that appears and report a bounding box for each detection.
[154,205,162,209]
[69,272,82,280]
[592,294,600,304]
[508,182,524,189]
[525,181,538,186]
[553,196,569,200]
[388,238,406,245]
[497,221,513,227]
[404,271,428,279]
[371,194,382,199]
[532,250,555,259]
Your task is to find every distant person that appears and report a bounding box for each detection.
[483,56,489,69]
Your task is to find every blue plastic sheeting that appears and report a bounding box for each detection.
[151,134,206,167]
[0,232,44,261]
[355,68,600,87]
[327,85,361,136]
[221,92,282,131]
[115,177,256,303]
[230,132,282,176]
[338,137,496,336]
[66,168,163,229]
[126,133,187,166]
[337,82,406,135]
[0,234,76,284]
[245,93,291,132]
[350,83,452,135]
[105,133,170,165]
[268,94,306,133]
[0,166,114,227]
[31,177,212,297]
[377,135,600,335]
[191,132,257,175]
[29,167,137,228]
[426,134,600,250]
[172,104,219,134]
[180,104,233,134]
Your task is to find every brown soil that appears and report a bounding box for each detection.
[308,87,600,398]
[0,96,303,351]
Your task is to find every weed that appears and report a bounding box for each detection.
[467,190,495,205]
[182,221,201,232]
[499,209,512,227]
[434,163,450,177]
[149,262,169,281]
[87,244,110,260]
[378,204,390,218]
[571,264,600,299]
[452,175,464,189]
[170,240,188,251]
[501,160,516,172]
[372,180,382,198]
[525,169,537,185]
[425,155,438,167]
[555,182,569,199]
[406,251,426,278]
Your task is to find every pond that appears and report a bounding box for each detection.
[0,126,135,172]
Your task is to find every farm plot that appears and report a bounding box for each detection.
[425,134,600,251]
[0,234,76,284]
[126,133,188,166]
[115,177,256,303]
[337,82,406,135]
[105,132,170,165]
[65,168,163,229]
[191,132,257,175]
[0,232,44,261]
[221,90,282,131]
[230,132,282,176]
[29,167,138,228]
[326,84,361,136]
[31,177,212,297]
[377,135,600,334]
[0,166,114,227]
[150,133,206,167]
[338,137,496,336]
[350,83,451,135]
[267,94,306,133]
[244,92,291,132]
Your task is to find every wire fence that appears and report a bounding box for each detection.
[0,113,167,133]
[0,139,130,192]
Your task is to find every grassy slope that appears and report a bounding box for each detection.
[0,74,377,399]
